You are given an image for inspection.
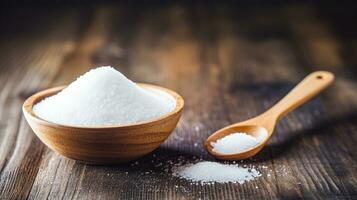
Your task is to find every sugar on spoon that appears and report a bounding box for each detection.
[205,71,334,160]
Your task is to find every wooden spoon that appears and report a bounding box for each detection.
[205,71,334,160]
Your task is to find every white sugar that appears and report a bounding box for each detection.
[173,161,261,184]
[211,132,261,154]
[33,66,176,126]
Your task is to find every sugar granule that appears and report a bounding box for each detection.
[173,161,261,184]
[33,66,176,126]
[211,132,261,154]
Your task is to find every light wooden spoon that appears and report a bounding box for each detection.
[205,71,334,160]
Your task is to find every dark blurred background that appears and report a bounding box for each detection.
[0,0,356,76]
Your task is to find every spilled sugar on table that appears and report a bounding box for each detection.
[0,3,356,200]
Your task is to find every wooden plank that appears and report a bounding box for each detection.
[27,6,117,200]
[117,5,236,199]
[0,9,80,199]
[284,6,357,197]
[195,4,357,199]
[213,6,305,199]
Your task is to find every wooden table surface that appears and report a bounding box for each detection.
[0,3,356,199]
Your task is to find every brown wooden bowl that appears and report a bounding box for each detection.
[22,83,184,165]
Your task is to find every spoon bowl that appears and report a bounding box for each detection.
[206,123,270,160]
[23,83,184,164]
[206,71,334,160]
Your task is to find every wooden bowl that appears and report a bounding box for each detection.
[22,83,184,164]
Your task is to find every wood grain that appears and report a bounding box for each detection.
[0,9,81,199]
[0,3,356,200]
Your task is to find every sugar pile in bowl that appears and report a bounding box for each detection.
[33,66,176,126]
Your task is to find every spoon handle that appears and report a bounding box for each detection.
[266,71,334,120]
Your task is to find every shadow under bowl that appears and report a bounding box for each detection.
[22,83,184,165]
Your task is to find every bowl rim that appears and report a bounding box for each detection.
[22,83,184,130]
